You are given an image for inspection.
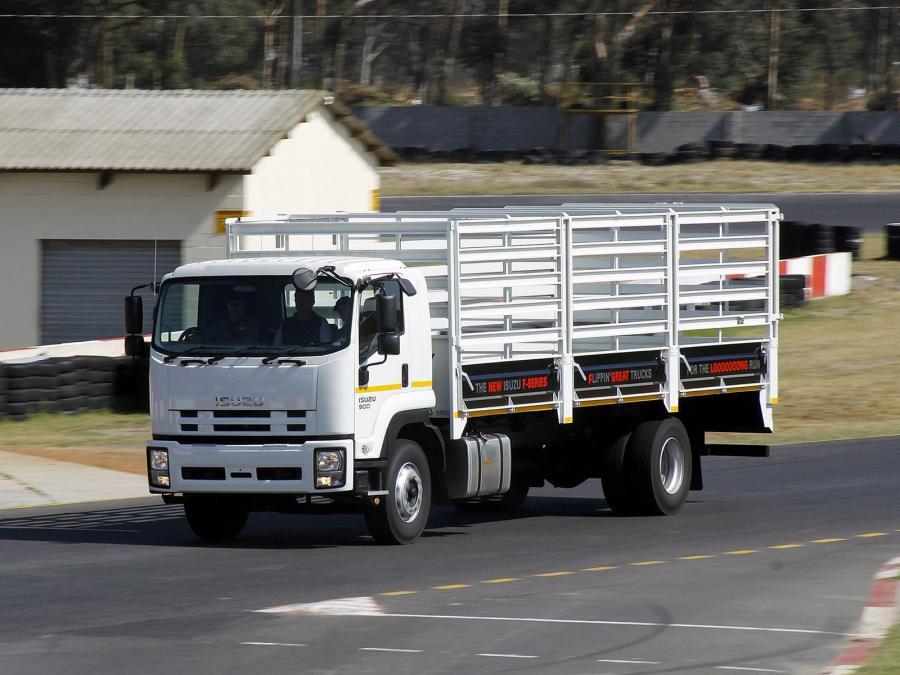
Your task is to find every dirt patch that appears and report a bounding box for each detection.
[0,444,146,476]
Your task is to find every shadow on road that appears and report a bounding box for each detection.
[0,495,617,549]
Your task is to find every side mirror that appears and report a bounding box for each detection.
[124,334,147,357]
[375,294,399,334]
[124,295,143,335]
[377,333,400,356]
[292,267,318,291]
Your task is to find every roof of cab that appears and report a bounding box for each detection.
[168,256,407,280]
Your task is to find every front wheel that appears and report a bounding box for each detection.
[365,439,431,545]
[184,495,249,542]
[628,417,692,515]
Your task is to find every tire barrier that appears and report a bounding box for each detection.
[394,140,900,166]
[779,274,807,309]
[886,223,900,260]
[833,225,863,260]
[0,355,149,420]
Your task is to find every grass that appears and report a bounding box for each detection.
[0,410,149,474]
[857,623,900,674]
[380,160,900,196]
[711,233,900,446]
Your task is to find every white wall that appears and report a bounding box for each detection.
[0,172,243,348]
[243,106,380,215]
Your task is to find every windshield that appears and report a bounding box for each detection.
[153,276,352,356]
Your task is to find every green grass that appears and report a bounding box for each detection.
[0,410,148,449]
[856,623,900,674]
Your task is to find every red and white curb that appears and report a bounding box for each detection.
[823,556,900,674]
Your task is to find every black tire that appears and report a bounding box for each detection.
[627,417,692,515]
[365,439,431,545]
[600,431,639,515]
[184,495,249,542]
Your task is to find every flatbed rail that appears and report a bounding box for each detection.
[227,204,780,438]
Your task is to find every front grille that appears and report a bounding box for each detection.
[172,410,311,437]
[182,467,226,480]
[257,467,302,481]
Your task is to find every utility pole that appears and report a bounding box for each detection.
[767,0,781,110]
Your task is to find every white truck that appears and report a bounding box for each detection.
[124,203,781,544]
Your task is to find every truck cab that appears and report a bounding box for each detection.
[140,256,438,543]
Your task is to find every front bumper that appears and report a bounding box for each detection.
[147,439,354,494]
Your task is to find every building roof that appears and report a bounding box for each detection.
[0,88,397,172]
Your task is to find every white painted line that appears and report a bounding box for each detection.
[359,647,423,654]
[256,596,384,616]
[597,659,660,665]
[716,667,787,673]
[241,641,306,647]
[477,653,539,659]
[342,612,857,637]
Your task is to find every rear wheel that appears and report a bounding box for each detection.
[365,440,431,545]
[600,431,639,515]
[184,495,249,542]
[628,417,692,515]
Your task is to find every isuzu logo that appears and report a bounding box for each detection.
[215,395,264,407]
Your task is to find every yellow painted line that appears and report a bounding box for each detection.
[581,566,618,572]
[467,404,556,418]
[411,380,432,388]
[481,577,520,584]
[575,394,662,408]
[630,560,665,567]
[378,590,417,596]
[679,555,715,560]
[682,385,763,398]
[769,544,804,550]
[532,571,574,577]
[356,383,402,394]
[811,538,847,544]
[856,532,889,538]
[432,584,471,590]
[725,549,758,555]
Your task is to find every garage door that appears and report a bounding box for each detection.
[41,240,181,345]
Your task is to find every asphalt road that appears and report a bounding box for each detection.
[383,192,900,232]
[0,436,898,675]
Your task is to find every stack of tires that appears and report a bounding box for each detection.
[0,364,7,421]
[887,224,900,260]
[780,275,807,309]
[2,356,131,420]
[834,225,863,260]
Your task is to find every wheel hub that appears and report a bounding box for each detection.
[394,462,423,523]
[659,437,685,495]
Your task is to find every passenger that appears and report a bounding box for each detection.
[334,296,353,343]
[278,290,334,346]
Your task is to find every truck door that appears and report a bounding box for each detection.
[355,279,405,441]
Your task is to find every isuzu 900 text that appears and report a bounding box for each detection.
[124,204,780,544]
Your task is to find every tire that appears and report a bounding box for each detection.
[627,417,692,515]
[600,431,639,516]
[184,495,249,542]
[365,439,431,545]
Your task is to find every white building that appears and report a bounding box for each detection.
[0,88,396,348]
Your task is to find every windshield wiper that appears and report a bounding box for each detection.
[262,346,310,365]
[163,346,218,363]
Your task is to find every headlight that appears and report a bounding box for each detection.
[147,447,170,489]
[316,449,344,473]
[314,448,346,489]
[149,448,169,471]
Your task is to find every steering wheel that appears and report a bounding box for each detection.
[178,326,201,343]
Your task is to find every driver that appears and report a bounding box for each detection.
[277,290,334,346]
[208,294,259,344]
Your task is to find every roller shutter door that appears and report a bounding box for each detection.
[41,240,181,345]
